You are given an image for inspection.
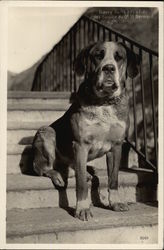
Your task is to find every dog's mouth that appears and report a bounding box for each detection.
[93,80,119,97]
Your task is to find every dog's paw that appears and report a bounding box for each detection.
[51,172,65,187]
[75,208,93,221]
[111,202,129,212]
[75,199,93,221]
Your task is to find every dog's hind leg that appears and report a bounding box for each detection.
[33,149,66,188]
[33,126,66,187]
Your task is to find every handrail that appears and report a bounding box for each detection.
[33,14,158,79]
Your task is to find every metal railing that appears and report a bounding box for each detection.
[31,15,158,172]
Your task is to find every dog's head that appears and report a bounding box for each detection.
[74,42,140,99]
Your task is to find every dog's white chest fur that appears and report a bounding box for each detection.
[81,105,126,160]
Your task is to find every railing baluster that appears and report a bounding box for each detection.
[51,54,53,91]
[97,24,100,40]
[37,69,40,91]
[115,34,118,42]
[83,18,86,47]
[70,31,73,92]
[59,45,61,91]
[63,39,66,91]
[122,38,125,44]
[109,30,112,41]
[103,27,106,41]
[149,54,158,166]
[73,27,77,92]
[44,61,47,91]
[42,67,44,90]
[56,47,58,91]
[50,54,53,90]
[66,37,69,91]
[139,49,148,160]
[42,62,45,91]
[54,48,58,90]
[38,70,40,91]
[131,44,138,150]
[92,21,95,42]
[40,66,42,91]
[85,20,88,45]
[53,50,55,90]
[61,42,64,91]
[63,40,65,91]
[78,21,82,89]
[49,55,51,91]
[79,19,83,51]
[62,40,65,91]
[59,42,62,91]
[88,20,91,43]
[47,58,50,90]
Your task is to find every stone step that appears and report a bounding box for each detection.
[7,92,70,127]
[7,121,52,130]
[7,110,65,124]
[8,129,36,145]
[8,91,71,99]
[6,202,158,243]
[7,145,106,174]
[8,96,70,107]
[8,102,70,111]
[7,170,157,210]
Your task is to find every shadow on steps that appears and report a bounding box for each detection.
[19,136,34,145]
[19,144,36,176]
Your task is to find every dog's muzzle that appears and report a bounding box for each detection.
[93,63,120,97]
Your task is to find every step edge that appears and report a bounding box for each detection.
[7,175,157,192]
[6,215,158,238]
[7,182,157,192]
[7,107,68,111]
[8,91,71,99]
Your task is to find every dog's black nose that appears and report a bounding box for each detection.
[102,64,116,74]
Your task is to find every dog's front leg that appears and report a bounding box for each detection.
[73,142,93,221]
[106,144,129,212]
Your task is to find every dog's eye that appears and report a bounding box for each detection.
[114,51,123,62]
[95,50,105,60]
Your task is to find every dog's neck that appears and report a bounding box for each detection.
[76,81,128,106]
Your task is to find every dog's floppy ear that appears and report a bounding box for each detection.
[74,43,95,76]
[119,43,140,79]
[126,48,140,79]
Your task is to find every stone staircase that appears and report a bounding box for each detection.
[7,91,158,244]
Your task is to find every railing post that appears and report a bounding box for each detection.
[149,54,158,167]
[139,49,148,161]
